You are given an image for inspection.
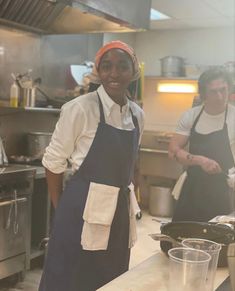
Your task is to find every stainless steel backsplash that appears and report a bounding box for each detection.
[0,26,103,155]
[0,26,103,101]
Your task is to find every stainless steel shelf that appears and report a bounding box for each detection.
[0,106,60,115]
[24,107,60,113]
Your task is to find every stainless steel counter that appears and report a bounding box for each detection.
[97,251,229,291]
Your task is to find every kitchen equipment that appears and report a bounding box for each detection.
[10,80,20,108]
[182,238,221,291]
[0,137,8,166]
[160,56,185,77]
[149,186,174,217]
[0,0,151,34]
[27,132,52,159]
[24,87,36,107]
[36,86,76,108]
[150,221,235,267]
[0,165,35,279]
[168,247,211,291]
[227,243,235,291]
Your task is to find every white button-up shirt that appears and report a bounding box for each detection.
[42,85,145,174]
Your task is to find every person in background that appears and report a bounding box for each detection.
[39,41,145,291]
[169,68,235,222]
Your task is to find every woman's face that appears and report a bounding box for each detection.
[98,49,134,103]
[204,78,229,111]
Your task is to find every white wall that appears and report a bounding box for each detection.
[103,33,136,49]
[104,27,234,76]
[135,27,235,76]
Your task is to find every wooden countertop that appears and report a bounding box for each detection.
[97,251,229,291]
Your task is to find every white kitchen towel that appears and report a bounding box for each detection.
[171,171,187,200]
[81,222,111,250]
[129,182,141,217]
[81,182,140,250]
[128,183,140,248]
[83,182,119,225]
[81,182,119,250]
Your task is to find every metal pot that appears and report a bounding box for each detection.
[150,221,235,267]
[160,56,185,77]
[27,132,52,159]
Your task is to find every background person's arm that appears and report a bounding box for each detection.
[168,133,222,174]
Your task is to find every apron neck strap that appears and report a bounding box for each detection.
[192,105,228,131]
[223,105,228,127]
[96,91,138,128]
[130,107,139,128]
[191,106,204,131]
[97,91,106,123]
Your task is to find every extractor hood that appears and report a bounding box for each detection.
[0,0,151,34]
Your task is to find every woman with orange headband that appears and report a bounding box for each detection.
[39,41,145,291]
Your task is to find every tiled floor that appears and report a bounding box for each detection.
[0,211,170,291]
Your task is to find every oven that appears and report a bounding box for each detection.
[0,165,35,280]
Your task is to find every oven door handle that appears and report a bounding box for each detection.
[0,197,27,207]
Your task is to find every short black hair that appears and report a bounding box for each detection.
[198,67,233,99]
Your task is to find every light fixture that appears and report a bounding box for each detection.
[157,83,198,93]
[150,8,170,20]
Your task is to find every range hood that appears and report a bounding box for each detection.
[0,0,151,34]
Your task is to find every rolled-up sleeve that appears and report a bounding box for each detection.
[42,101,86,173]
[175,110,194,136]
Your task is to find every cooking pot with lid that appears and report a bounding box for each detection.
[150,221,235,267]
[160,56,185,77]
[27,132,52,159]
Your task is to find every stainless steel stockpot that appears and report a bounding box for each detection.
[27,131,52,159]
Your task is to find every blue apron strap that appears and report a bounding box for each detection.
[96,91,106,123]
[191,106,204,132]
[130,108,139,129]
[223,105,228,128]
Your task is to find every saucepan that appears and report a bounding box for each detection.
[150,221,235,267]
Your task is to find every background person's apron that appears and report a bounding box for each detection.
[173,107,234,222]
[39,94,140,291]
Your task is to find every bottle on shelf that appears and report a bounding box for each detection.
[10,80,20,107]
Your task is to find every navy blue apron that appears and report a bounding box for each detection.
[173,106,234,222]
[39,93,140,291]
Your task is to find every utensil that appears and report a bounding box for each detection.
[150,221,235,267]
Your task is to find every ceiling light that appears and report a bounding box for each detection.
[150,8,170,21]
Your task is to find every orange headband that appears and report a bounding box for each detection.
[95,40,140,81]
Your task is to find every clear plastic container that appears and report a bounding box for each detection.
[182,238,222,291]
[168,247,211,291]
